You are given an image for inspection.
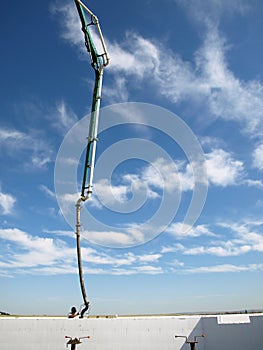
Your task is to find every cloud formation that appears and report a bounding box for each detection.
[0,191,16,215]
[252,144,263,171]
[56,1,263,140]
[25,0,262,280]
[1,215,263,277]
[0,227,163,276]
[0,126,52,170]
[205,149,244,186]
[164,219,263,258]
[52,100,79,134]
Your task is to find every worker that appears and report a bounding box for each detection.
[68,306,79,318]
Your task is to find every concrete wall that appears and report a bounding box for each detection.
[0,313,263,350]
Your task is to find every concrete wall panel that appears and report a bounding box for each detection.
[0,314,262,350]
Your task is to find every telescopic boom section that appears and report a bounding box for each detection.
[74,0,109,199]
[74,0,109,317]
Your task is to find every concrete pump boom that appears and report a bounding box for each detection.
[74,0,109,317]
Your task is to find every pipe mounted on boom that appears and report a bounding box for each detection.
[74,0,109,317]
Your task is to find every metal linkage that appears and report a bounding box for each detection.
[74,0,109,317]
[75,0,109,71]
[74,0,109,200]
[175,334,205,350]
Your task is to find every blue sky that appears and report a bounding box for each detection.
[1,0,263,316]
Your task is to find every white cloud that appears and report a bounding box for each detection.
[198,31,263,135]
[163,219,263,258]
[92,265,163,276]
[44,229,74,238]
[52,100,78,134]
[0,227,163,276]
[0,128,31,151]
[116,29,263,137]
[107,33,160,79]
[111,29,263,137]
[106,151,244,196]
[185,263,263,274]
[0,129,25,142]
[31,155,51,169]
[63,157,79,166]
[165,222,215,238]
[133,265,163,275]
[81,249,161,267]
[0,228,73,270]
[219,221,263,253]
[162,239,251,257]
[39,185,56,199]
[185,243,251,257]
[50,2,83,52]
[175,0,250,26]
[55,1,263,138]
[205,149,244,186]
[0,191,16,215]
[83,223,158,248]
[137,253,162,263]
[243,179,263,189]
[103,76,129,103]
[0,127,52,170]
[200,136,225,149]
[252,144,263,171]
[118,157,193,195]
[1,220,262,276]
[83,229,135,247]
[94,178,132,205]
[90,163,163,211]
[140,158,181,192]
[60,192,79,203]
[161,243,185,254]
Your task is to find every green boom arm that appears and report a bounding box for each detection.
[74,0,109,199]
[74,0,109,317]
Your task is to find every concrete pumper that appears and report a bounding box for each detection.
[74,0,109,318]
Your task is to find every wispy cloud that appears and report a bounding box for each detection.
[184,263,263,274]
[54,1,263,139]
[243,179,263,189]
[113,30,263,139]
[252,144,263,171]
[92,157,188,211]
[165,222,215,239]
[103,26,263,138]
[50,2,83,53]
[0,126,52,170]
[93,179,137,208]
[163,218,263,258]
[103,77,129,103]
[107,33,160,79]
[51,100,78,134]
[1,218,262,276]
[39,185,56,199]
[94,150,247,207]
[0,190,16,215]
[183,243,251,257]
[0,228,73,270]
[0,227,163,276]
[0,129,25,143]
[219,220,263,253]
[175,0,250,27]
